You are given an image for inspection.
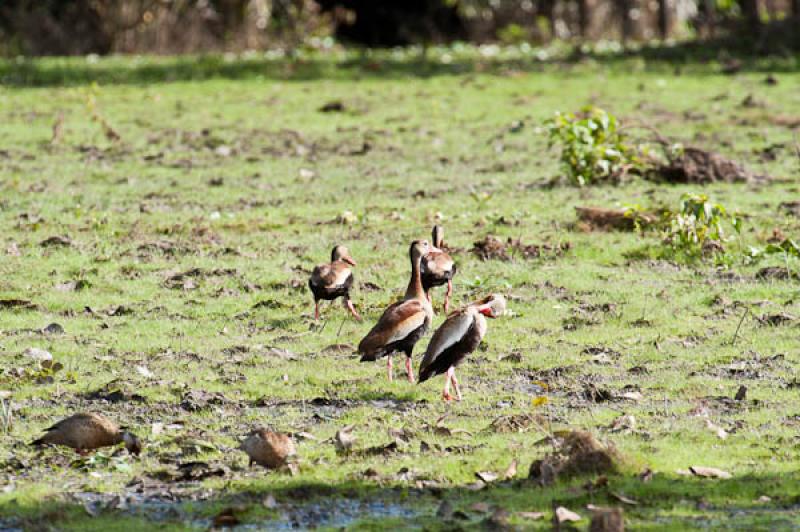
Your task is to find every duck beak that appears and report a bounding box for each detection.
[343,256,357,266]
[478,304,496,318]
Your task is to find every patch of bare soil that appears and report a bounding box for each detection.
[487,413,543,433]
[528,431,620,485]
[574,206,658,232]
[756,266,797,281]
[472,235,570,261]
[779,201,800,217]
[648,147,767,184]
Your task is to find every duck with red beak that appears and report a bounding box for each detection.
[418,294,506,401]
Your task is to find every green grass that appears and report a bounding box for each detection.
[1,50,800,530]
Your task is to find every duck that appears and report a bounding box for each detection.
[240,428,296,469]
[358,240,434,382]
[31,412,141,455]
[309,245,361,321]
[420,225,457,313]
[418,294,506,401]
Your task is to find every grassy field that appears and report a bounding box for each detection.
[1,48,800,530]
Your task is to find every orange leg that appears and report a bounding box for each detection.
[442,369,453,401]
[344,299,362,322]
[449,367,462,401]
[314,301,320,321]
[387,356,393,382]
[444,280,453,313]
[405,357,415,383]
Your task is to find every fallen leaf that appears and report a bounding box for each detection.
[262,494,278,509]
[24,347,52,362]
[518,511,545,520]
[620,391,643,401]
[704,419,729,440]
[503,459,518,480]
[335,425,356,454]
[611,492,638,505]
[475,471,498,483]
[136,365,154,379]
[689,466,732,479]
[531,396,548,407]
[555,506,582,523]
[470,502,491,513]
[608,414,636,432]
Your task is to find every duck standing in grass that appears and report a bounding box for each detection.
[419,294,506,401]
[358,240,433,382]
[309,245,361,322]
[31,413,142,455]
[421,225,457,313]
[240,428,296,469]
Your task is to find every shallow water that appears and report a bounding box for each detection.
[70,490,424,529]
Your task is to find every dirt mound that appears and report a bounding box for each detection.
[472,235,570,261]
[528,431,619,485]
[649,147,766,184]
[756,266,797,281]
[574,206,657,232]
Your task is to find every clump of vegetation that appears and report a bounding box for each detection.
[545,107,641,186]
[662,193,742,259]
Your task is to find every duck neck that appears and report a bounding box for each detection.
[404,255,425,301]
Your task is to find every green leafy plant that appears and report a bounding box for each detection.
[663,193,741,258]
[747,237,800,277]
[545,106,640,186]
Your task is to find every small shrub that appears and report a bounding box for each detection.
[663,193,741,259]
[545,107,641,186]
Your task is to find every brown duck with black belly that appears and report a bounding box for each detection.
[309,245,361,321]
[358,240,433,382]
[418,294,506,401]
[31,412,142,455]
[421,225,457,313]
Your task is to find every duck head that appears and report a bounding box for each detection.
[331,245,357,266]
[475,293,507,318]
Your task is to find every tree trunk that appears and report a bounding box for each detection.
[619,0,633,43]
[657,0,670,39]
[578,0,589,38]
[738,0,760,30]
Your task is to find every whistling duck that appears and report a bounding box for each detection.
[419,294,506,401]
[309,245,361,321]
[241,428,296,469]
[421,225,457,313]
[359,240,434,382]
[31,412,141,455]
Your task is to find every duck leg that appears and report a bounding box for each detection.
[442,371,453,401]
[405,356,415,383]
[449,367,462,401]
[314,300,320,321]
[444,280,453,313]
[387,355,393,382]
[344,298,362,322]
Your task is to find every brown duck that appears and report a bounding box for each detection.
[420,225,457,313]
[31,412,142,455]
[358,240,433,382]
[240,428,296,469]
[309,245,361,321]
[419,294,506,401]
